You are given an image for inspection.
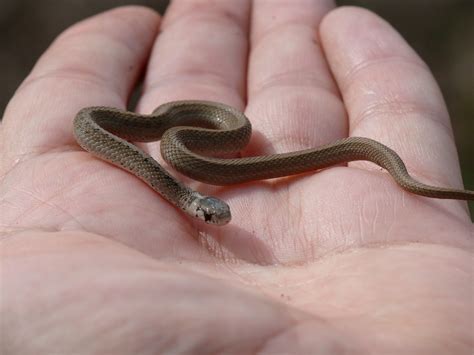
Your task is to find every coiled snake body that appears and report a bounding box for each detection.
[73,100,474,225]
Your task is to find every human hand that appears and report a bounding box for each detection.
[1,1,472,353]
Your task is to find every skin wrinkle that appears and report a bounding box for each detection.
[49,30,144,68]
[384,186,399,242]
[145,70,242,98]
[287,182,302,223]
[10,186,54,226]
[270,185,293,250]
[340,55,429,94]
[370,192,382,241]
[351,98,453,136]
[153,25,245,69]
[162,12,248,38]
[0,148,33,179]
[3,160,77,226]
[250,22,318,53]
[18,71,123,104]
[256,239,468,268]
[250,71,339,98]
[145,66,245,99]
[287,186,312,257]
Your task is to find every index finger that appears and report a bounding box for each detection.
[0,6,160,172]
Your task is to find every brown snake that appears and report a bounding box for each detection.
[73,100,474,225]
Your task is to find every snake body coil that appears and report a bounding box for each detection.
[73,100,474,225]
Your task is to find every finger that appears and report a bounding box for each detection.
[246,0,341,156]
[320,7,467,191]
[137,0,250,114]
[1,6,160,170]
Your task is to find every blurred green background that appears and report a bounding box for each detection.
[0,0,472,215]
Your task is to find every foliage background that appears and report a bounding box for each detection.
[1,0,472,215]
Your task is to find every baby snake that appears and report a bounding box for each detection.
[73,100,474,225]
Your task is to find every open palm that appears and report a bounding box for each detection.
[1,1,472,354]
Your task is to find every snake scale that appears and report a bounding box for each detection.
[73,100,474,225]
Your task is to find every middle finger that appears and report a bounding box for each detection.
[138,0,250,115]
[247,0,343,155]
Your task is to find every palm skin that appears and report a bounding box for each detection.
[1,2,472,354]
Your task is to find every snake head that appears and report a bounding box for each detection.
[186,194,231,225]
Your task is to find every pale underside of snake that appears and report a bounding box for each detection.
[73,100,474,225]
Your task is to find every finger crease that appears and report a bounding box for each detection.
[163,11,247,36]
[351,101,452,137]
[146,71,241,95]
[251,70,337,98]
[251,22,318,50]
[20,69,124,101]
[341,55,429,93]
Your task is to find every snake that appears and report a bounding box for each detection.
[73,100,474,225]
